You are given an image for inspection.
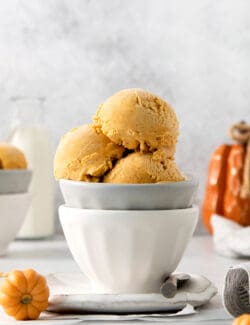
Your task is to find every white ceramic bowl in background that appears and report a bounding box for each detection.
[0,192,31,255]
[59,174,198,210]
[0,170,32,194]
[59,205,198,293]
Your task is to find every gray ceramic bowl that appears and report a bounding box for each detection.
[59,174,198,210]
[0,170,32,194]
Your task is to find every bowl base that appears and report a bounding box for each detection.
[90,281,163,294]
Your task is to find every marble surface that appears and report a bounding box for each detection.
[0,0,250,233]
[0,235,242,324]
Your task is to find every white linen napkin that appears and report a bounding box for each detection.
[42,272,217,321]
[223,263,250,317]
[211,214,250,257]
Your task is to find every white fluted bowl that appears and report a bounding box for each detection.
[59,205,198,293]
[0,192,31,255]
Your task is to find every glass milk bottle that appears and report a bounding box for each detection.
[9,97,54,238]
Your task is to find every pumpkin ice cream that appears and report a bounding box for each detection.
[0,143,27,169]
[54,88,185,184]
[54,124,124,181]
[94,88,179,154]
[104,152,185,184]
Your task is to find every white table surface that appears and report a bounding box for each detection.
[0,235,243,325]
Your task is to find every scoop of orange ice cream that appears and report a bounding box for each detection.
[54,124,125,181]
[0,143,27,169]
[104,151,185,184]
[94,88,179,153]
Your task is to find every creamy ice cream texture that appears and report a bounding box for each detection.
[0,143,27,169]
[104,152,185,183]
[54,88,184,183]
[94,88,178,153]
[54,124,124,181]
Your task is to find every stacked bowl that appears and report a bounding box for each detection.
[0,169,32,255]
[59,177,198,294]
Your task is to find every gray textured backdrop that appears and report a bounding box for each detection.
[0,0,249,234]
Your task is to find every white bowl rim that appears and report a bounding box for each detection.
[59,204,199,214]
[59,173,198,188]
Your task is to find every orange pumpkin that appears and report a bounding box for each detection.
[0,269,49,320]
[202,122,250,234]
[232,314,250,325]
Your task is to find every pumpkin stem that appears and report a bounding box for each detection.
[21,294,32,304]
[229,121,250,144]
[229,121,250,199]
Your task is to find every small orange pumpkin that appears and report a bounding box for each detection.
[202,122,250,234]
[0,269,49,320]
[232,314,250,325]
